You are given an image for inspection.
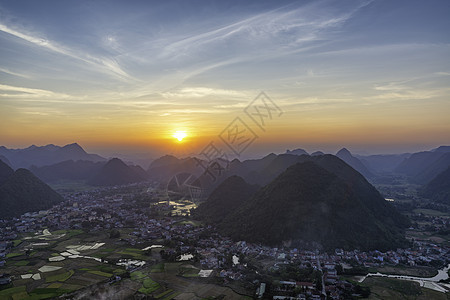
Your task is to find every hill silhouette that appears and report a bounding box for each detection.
[147,155,203,183]
[89,158,147,186]
[356,153,410,173]
[0,167,63,219]
[192,176,260,223]
[336,148,373,179]
[30,160,105,183]
[432,146,450,153]
[0,159,14,185]
[412,153,450,184]
[202,156,409,251]
[311,151,325,156]
[395,151,444,177]
[421,167,450,204]
[0,155,12,168]
[0,143,105,169]
[286,148,309,156]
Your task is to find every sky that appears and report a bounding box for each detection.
[0,0,449,159]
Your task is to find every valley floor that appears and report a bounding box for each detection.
[0,182,449,299]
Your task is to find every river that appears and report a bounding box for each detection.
[357,263,450,293]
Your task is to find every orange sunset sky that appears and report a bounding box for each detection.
[1,0,449,158]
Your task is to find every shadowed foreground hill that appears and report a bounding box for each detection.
[89,158,147,186]
[203,157,409,251]
[192,176,260,223]
[0,159,14,184]
[0,162,63,219]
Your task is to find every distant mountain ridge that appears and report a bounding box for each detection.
[0,143,105,169]
[394,148,450,184]
[148,151,377,194]
[412,153,450,184]
[285,148,309,156]
[147,155,202,183]
[432,146,450,153]
[336,148,374,179]
[356,153,411,173]
[0,159,63,219]
[89,158,147,186]
[30,160,105,183]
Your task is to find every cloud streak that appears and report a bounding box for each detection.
[0,67,31,79]
[0,84,74,100]
[0,23,134,81]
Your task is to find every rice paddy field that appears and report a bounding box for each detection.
[0,228,249,299]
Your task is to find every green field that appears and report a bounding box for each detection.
[45,270,75,283]
[88,270,113,277]
[51,229,84,238]
[376,265,438,278]
[14,260,29,266]
[138,278,160,294]
[155,289,174,298]
[363,277,447,300]
[6,252,22,258]
[150,263,165,273]
[131,271,147,281]
[129,271,162,295]
[117,248,147,260]
[0,222,251,299]
[0,286,27,299]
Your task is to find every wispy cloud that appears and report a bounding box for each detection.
[0,67,30,79]
[0,84,74,100]
[365,80,448,104]
[0,23,134,81]
[159,4,356,61]
[161,86,247,99]
[140,1,372,84]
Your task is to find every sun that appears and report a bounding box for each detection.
[173,131,187,142]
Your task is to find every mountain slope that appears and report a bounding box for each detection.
[0,143,105,169]
[432,146,450,153]
[421,167,450,204]
[89,158,147,186]
[336,148,373,179]
[0,159,14,185]
[147,155,201,183]
[193,176,260,223]
[412,153,450,184]
[0,169,64,218]
[395,151,444,178]
[0,155,12,168]
[356,153,411,173]
[216,159,409,251]
[311,151,324,156]
[286,148,309,156]
[30,160,105,183]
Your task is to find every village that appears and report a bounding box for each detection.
[1,182,449,299]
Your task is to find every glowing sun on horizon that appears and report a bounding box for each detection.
[173,131,187,142]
